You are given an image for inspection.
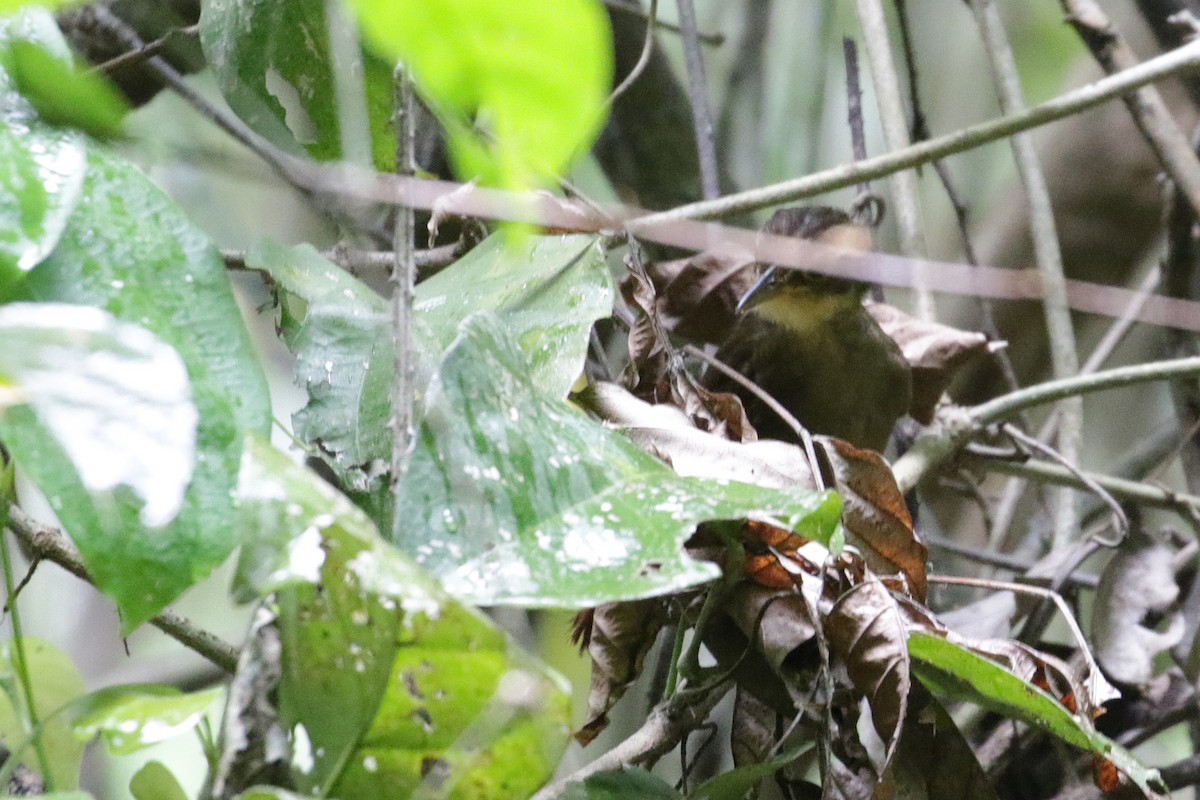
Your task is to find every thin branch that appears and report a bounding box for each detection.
[969,0,1081,551]
[390,63,418,506]
[683,344,825,490]
[628,37,1200,227]
[1059,0,1200,219]
[530,679,732,800]
[221,242,463,279]
[923,532,1099,588]
[603,0,725,45]
[607,0,658,105]
[963,448,1200,514]
[5,506,239,674]
[972,355,1200,424]
[852,0,934,318]
[988,265,1161,548]
[893,356,1200,491]
[93,23,199,75]
[675,0,720,199]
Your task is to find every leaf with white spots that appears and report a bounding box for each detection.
[69,685,222,756]
[233,437,571,798]
[394,313,842,607]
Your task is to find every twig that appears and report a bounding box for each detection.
[988,265,1162,549]
[675,0,719,200]
[891,0,1018,390]
[607,0,658,105]
[926,574,1108,694]
[923,532,1099,588]
[852,0,934,319]
[603,0,725,45]
[93,23,199,75]
[5,506,239,674]
[221,242,463,279]
[1059,0,1200,219]
[1001,425,1129,544]
[893,356,1200,491]
[969,0,1081,551]
[390,63,418,506]
[842,39,871,199]
[963,448,1200,514]
[683,344,825,490]
[529,679,732,800]
[628,37,1200,227]
[972,356,1200,424]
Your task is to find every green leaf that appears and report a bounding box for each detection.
[346,0,612,188]
[128,761,189,800]
[907,631,1165,796]
[395,313,843,607]
[0,638,87,790]
[0,8,87,294]
[17,147,271,630]
[562,769,681,800]
[199,0,396,169]
[69,685,222,755]
[235,437,571,798]
[0,303,197,529]
[7,41,128,139]
[690,746,808,800]
[248,233,612,501]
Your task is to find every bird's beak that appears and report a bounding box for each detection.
[736,265,779,312]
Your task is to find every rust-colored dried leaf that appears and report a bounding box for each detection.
[1093,755,1122,793]
[818,436,927,600]
[575,598,668,746]
[865,302,995,424]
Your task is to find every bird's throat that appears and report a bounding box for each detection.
[746,289,863,338]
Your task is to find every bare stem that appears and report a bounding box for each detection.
[852,0,934,318]
[630,37,1200,227]
[390,65,418,503]
[675,0,720,199]
[4,506,239,674]
[969,0,1081,550]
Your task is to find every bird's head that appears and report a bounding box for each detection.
[736,207,872,334]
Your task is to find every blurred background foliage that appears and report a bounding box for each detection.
[8,0,1199,795]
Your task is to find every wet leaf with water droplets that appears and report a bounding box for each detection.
[235,437,571,798]
[0,303,197,528]
[200,0,398,169]
[0,8,88,294]
[395,313,841,607]
[247,233,612,521]
[17,146,270,631]
[69,685,222,755]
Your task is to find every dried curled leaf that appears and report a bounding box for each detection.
[587,381,815,488]
[866,302,996,424]
[619,245,756,344]
[1091,536,1183,688]
[817,436,927,600]
[575,598,668,746]
[822,562,911,770]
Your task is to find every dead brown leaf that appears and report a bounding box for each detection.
[575,598,668,746]
[620,245,756,344]
[817,436,928,601]
[865,302,996,424]
[586,381,816,487]
[822,563,911,770]
[731,686,779,768]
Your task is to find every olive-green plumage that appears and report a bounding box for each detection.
[704,207,912,452]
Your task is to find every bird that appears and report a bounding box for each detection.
[702,206,912,452]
